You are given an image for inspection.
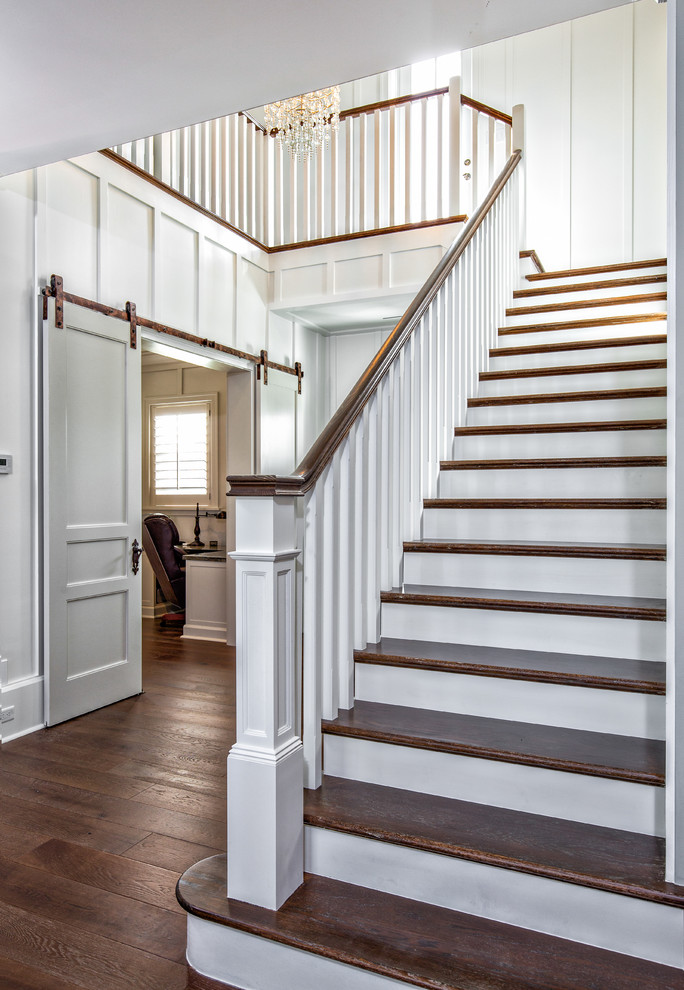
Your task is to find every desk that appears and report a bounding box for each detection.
[181,550,228,643]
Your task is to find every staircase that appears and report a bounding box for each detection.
[180,256,683,989]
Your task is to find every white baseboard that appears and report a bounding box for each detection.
[182,621,228,642]
[1,674,44,742]
[142,602,173,619]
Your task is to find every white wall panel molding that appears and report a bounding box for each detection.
[464,0,666,269]
[1,675,44,743]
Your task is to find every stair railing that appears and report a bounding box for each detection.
[224,129,523,910]
[109,79,512,248]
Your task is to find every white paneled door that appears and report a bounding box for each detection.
[43,299,142,725]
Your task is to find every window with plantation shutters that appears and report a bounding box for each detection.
[144,394,218,509]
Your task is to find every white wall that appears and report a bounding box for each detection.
[461,0,667,270]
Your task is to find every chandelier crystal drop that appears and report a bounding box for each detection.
[264,86,340,162]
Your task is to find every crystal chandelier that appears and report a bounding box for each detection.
[264,86,340,162]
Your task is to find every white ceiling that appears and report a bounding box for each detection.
[2,0,632,177]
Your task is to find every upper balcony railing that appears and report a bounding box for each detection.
[109,78,514,250]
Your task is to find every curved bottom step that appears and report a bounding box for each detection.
[179,856,684,990]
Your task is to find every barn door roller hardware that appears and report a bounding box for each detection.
[40,275,303,390]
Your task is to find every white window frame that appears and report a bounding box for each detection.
[143,392,219,511]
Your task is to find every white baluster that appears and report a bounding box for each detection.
[337,434,353,710]
[275,140,284,246]
[315,142,324,241]
[379,374,391,591]
[228,496,302,911]
[420,98,428,222]
[289,151,298,243]
[448,77,461,218]
[374,109,381,230]
[302,485,322,788]
[330,127,338,237]
[345,119,353,235]
[321,459,338,719]
[364,394,380,643]
[471,110,480,211]
[488,116,496,189]
[218,118,227,220]
[389,106,397,227]
[353,407,368,646]
[359,113,366,232]
[404,103,411,224]
[436,93,444,220]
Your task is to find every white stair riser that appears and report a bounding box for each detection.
[524,266,667,286]
[489,342,666,371]
[305,828,682,968]
[478,368,666,396]
[403,551,665,598]
[381,601,664,662]
[496,321,666,348]
[323,735,664,834]
[504,301,667,327]
[354,662,664,738]
[422,506,665,544]
[512,282,667,307]
[467,395,666,426]
[187,916,416,990]
[452,430,666,460]
[437,465,666,498]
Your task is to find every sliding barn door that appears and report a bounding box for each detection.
[43,298,142,725]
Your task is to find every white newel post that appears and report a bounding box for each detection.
[448,76,462,218]
[227,496,303,909]
[512,104,526,251]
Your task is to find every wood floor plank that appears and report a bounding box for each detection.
[0,623,233,990]
[0,953,89,990]
[0,749,154,799]
[123,833,224,873]
[0,792,150,854]
[0,899,187,990]
[131,781,227,822]
[21,838,185,915]
[2,774,226,847]
[0,852,186,961]
[109,757,227,794]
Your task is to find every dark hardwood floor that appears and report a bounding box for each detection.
[0,621,234,990]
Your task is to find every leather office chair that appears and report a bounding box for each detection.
[142,514,186,626]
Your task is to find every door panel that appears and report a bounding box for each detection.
[44,299,142,725]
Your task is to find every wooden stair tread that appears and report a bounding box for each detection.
[455,419,666,436]
[178,856,684,990]
[491,332,667,357]
[506,291,667,317]
[323,701,664,784]
[526,258,667,282]
[514,273,668,298]
[499,313,666,336]
[440,456,666,470]
[403,537,666,559]
[304,776,682,905]
[467,386,665,407]
[424,497,665,509]
[382,583,665,621]
[480,359,666,381]
[355,637,666,693]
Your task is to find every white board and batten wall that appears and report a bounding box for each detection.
[461,0,667,271]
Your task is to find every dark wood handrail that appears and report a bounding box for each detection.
[461,95,513,127]
[244,88,510,130]
[227,150,522,497]
[339,87,448,120]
